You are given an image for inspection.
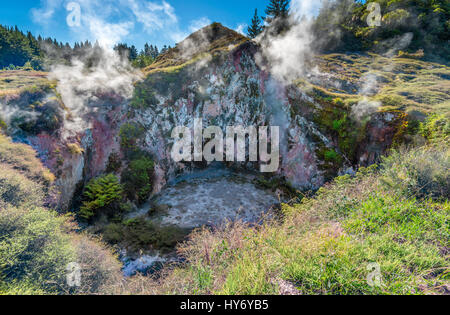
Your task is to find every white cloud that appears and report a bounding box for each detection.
[189,17,211,33]
[128,0,178,33]
[235,23,247,35]
[31,0,62,25]
[88,18,134,49]
[290,0,323,19]
[30,0,215,47]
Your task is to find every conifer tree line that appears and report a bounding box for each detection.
[113,43,171,68]
[0,24,168,70]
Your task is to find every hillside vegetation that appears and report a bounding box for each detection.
[307,53,450,118]
[144,23,248,74]
[146,138,449,295]
[0,133,124,295]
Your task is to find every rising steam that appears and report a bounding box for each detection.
[49,47,142,139]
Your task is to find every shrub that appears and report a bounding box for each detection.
[121,155,155,204]
[67,143,84,155]
[324,149,341,163]
[0,206,76,294]
[380,145,449,200]
[419,114,449,143]
[80,174,124,220]
[119,123,145,150]
[103,218,188,253]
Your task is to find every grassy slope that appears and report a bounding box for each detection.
[0,133,123,295]
[150,140,448,295]
[301,53,450,118]
[130,41,450,293]
[143,23,248,75]
[0,70,53,97]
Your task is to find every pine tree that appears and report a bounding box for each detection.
[247,9,263,39]
[265,0,290,34]
[265,0,290,24]
[129,45,138,60]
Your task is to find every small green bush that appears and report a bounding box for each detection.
[0,206,76,294]
[103,218,188,253]
[380,145,449,200]
[121,155,155,204]
[80,174,124,220]
[119,123,145,150]
[324,149,341,163]
[419,114,449,143]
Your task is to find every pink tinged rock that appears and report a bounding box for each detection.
[203,102,221,118]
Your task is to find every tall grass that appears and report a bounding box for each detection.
[0,134,55,184]
[145,142,449,295]
[0,135,122,295]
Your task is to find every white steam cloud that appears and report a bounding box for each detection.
[352,32,414,120]
[0,102,38,128]
[49,48,142,139]
[352,73,382,120]
[255,0,322,83]
[256,17,314,83]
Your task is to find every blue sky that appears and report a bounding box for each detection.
[0,0,281,50]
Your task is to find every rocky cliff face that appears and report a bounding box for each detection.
[131,40,327,192]
[1,24,425,210]
[0,74,126,210]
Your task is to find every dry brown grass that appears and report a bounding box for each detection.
[310,53,450,118]
[144,23,248,74]
[0,134,55,184]
[0,70,52,97]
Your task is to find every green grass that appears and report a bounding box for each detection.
[0,70,53,97]
[0,133,123,295]
[149,142,449,295]
[307,53,450,118]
